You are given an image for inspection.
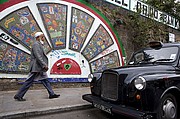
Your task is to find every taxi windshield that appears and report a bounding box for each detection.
[129,46,179,64]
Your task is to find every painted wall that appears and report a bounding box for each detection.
[0,0,125,82]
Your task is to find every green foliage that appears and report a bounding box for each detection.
[0,0,8,4]
[146,0,180,19]
[125,12,168,50]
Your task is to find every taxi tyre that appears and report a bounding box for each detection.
[157,93,177,119]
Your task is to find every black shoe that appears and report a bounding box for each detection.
[14,95,26,101]
[49,94,60,99]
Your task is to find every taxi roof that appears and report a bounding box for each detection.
[149,42,180,48]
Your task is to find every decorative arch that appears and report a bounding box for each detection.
[0,0,125,82]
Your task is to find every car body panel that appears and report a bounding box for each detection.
[83,42,180,119]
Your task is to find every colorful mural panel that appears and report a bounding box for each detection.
[0,39,30,73]
[0,7,51,53]
[50,58,81,74]
[69,7,94,51]
[90,51,120,73]
[38,3,67,49]
[82,25,114,61]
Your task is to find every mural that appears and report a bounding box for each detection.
[0,0,125,82]
[69,7,94,51]
[90,51,120,73]
[0,7,51,53]
[38,3,67,49]
[0,39,30,73]
[82,25,114,61]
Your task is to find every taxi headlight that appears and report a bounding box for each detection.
[88,74,94,82]
[134,76,146,90]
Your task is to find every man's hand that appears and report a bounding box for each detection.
[43,66,49,72]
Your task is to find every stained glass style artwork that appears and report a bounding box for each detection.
[90,51,120,73]
[0,7,51,53]
[82,25,114,61]
[38,3,67,49]
[0,40,30,73]
[69,7,94,51]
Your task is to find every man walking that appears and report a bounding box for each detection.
[14,32,60,101]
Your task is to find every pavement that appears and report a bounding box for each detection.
[0,87,92,119]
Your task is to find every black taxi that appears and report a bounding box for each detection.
[82,42,180,119]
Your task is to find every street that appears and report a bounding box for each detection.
[29,107,131,119]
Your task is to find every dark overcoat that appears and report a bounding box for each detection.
[29,40,48,81]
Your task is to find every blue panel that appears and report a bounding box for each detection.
[17,78,88,83]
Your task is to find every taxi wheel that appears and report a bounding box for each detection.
[157,94,177,119]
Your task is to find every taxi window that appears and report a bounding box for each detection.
[129,46,179,64]
[145,47,178,62]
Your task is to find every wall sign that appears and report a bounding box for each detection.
[0,32,18,45]
[105,0,179,29]
[169,33,175,42]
